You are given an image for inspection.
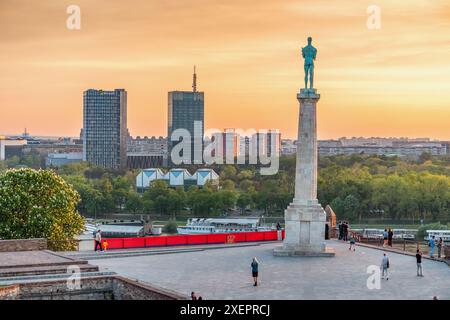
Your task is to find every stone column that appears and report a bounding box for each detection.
[274,89,335,257]
[294,90,319,204]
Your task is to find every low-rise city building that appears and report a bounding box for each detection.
[45,152,83,167]
[126,136,168,168]
[136,168,219,192]
[0,138,27,160]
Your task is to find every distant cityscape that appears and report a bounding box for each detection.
[0,68,449,170]
[2,130,449,169]
[282,136,449,157]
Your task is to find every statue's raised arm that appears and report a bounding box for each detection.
[302,37,317,90]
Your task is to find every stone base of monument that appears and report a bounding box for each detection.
[273,245,335,257]
[273,201,335,257]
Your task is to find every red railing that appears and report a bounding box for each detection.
[101,230,285,250]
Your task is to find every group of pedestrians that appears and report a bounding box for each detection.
[93,229,108,252]
[338,221,349,241]
[428,236,444,259]
[248,243,438,289]
[382,228,394,247]
[381,244,444,280]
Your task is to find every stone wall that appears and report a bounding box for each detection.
[0,238,47,252]
[16,276,114,300]
[112,276,186,300]
[5,276,186,300]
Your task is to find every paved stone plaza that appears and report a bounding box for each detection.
[91,240,450,300]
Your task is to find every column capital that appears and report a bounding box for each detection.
[297,89,320,101]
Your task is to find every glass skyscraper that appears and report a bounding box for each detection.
[168,90,204,165]
[83,89,127,169]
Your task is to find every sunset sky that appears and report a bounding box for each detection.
[1,0,449,140]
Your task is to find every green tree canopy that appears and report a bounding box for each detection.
[0,168,85,251]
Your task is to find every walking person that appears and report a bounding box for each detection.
[429,235,435,258]
[251,257,259,287]
[349,235,356,251]
[94,229,103,252]
[437,238,443,258]
[191,292,197,300]
[416,249,423,277]
[102,240,109,252]
[388,228,394,247]
[382,229,388,247]
[380,253,390,280]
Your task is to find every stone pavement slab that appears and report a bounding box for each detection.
[91,240,450,300]
[0,250,77,268]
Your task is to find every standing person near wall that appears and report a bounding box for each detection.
[276,222,282,241]
[429,235,435,258]
[388,228,394,247]
[437,238,443,258]
[343,222,349,241]
[382,229,388,247]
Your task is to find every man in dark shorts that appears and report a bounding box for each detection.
[251,257,259,286]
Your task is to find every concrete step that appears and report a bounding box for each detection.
[0,271,116,285]
[0,250,88,270]
[0,264,99,278]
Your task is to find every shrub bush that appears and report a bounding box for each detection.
[417,222,450,240]
[164,220,178,234]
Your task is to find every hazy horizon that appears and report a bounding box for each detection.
[1,130,448,142]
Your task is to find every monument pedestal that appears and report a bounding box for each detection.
[273,200,335,257]
[273,88,335,257]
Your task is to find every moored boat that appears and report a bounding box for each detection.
[177,217,276,234]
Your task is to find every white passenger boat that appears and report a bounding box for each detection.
[359,228,417,240]
[425,230,450,241]
[177,218,276,234]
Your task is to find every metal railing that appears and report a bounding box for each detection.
[347,229,447,259]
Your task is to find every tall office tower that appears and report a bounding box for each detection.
[223,128,238,163]
[168,67,204,165]
[266,129,281,157]
[83,89,127,169]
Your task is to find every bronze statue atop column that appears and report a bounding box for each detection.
[302,37,317,90]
